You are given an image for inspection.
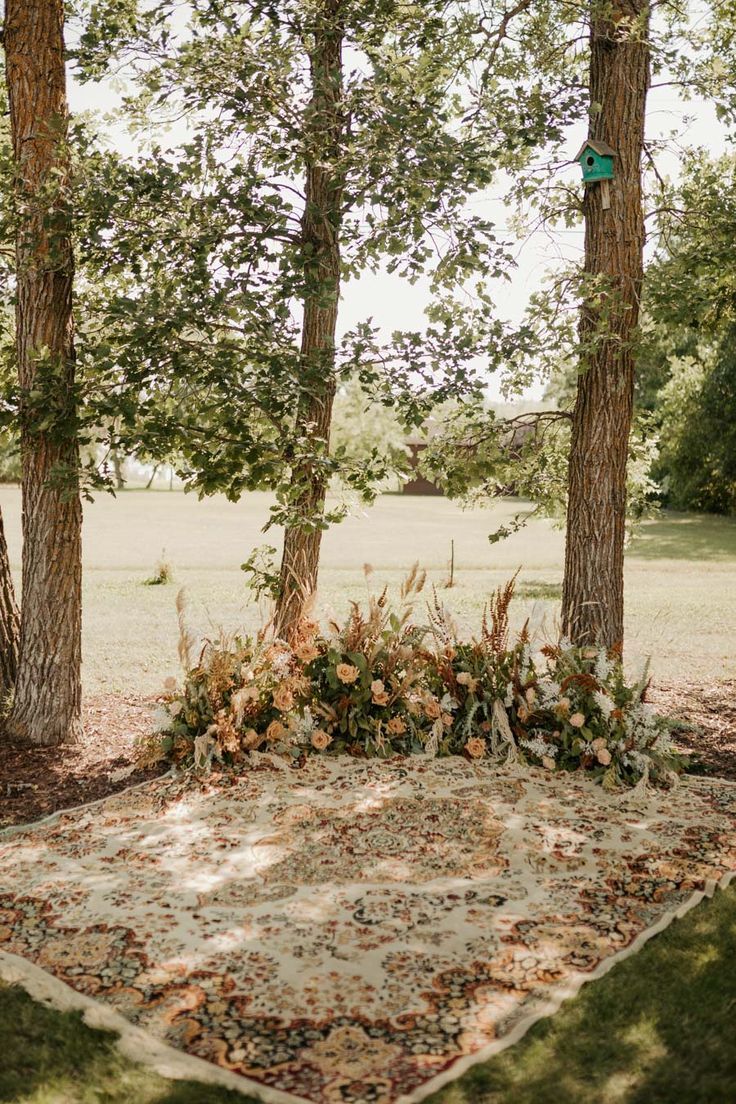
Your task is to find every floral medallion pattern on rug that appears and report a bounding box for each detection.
[1,757,735,1104]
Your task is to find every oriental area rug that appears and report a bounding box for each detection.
[1,756,735,1104]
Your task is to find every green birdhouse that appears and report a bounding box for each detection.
[575,139,616,183]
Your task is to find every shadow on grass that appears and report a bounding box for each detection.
[2,884,735,1104]
[628,511,736,562]
[515,581,562,601]
[0,984,253,1104]
[428,884,736,1104]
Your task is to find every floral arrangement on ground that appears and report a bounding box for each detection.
[141,571,682,789]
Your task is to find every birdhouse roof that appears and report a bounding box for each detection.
[575,139,616,160]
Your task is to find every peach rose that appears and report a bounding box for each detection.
[232,686,259,708]
[243,728,263,749]
[424,698,441,720]
[542,755,556,771]
[311,729,332,751]
[465,737,486,759]
[266,720,286,742]
[555,697,571,715]
[273,685,294,712]
[336,663,360,684]
[597,747,612,766]
[296,642,320,664]
[569,712,586,728]
[441,712,453,727]
[456,672,479,693]
[387,716,407,735]
[371,679,390,706]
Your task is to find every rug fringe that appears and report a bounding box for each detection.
[1,871,733,1104]
[395,867,736,1104]
[0,950,310,1104]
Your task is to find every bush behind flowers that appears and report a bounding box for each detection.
[141,572,682,789]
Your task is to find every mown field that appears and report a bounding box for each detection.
[0,485,734,695]
[2,485,735,1102]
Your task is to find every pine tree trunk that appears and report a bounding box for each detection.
[4,0,83,745]
[273,2,344,641]
[561,0,650,650]
[0,509,20,701]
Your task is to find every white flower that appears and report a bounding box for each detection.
[623,749,649,771]
[520,735,558,760]
[519,643,532,683]
[594,650,612,682]
[440,692,459,713]
[652,728,674,754]
[537,678,561,705]
[593,690,614,719]
[291,707,316,743]
[271,651,292,675]
[152,706,173,733]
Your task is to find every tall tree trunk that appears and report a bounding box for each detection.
[561,0,650,650]
[4,0,83,745]
[273,1,344,641]
[0,508,20,702]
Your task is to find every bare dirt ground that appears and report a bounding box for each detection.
[0,696,164,829]
[1,681,734,829]
[651,679,736,781]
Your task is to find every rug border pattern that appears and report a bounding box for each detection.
[1,771,735,1104]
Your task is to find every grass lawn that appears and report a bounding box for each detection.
[2,883,735,1104]
[0,485,734,696]
[1,486,735,1102]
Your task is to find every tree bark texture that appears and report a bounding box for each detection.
[274,1,344,641]
[4,0,83,744]
[561,0,650,650]
[0,509,20,702]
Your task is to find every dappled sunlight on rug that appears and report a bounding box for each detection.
[1,757,735,1104]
